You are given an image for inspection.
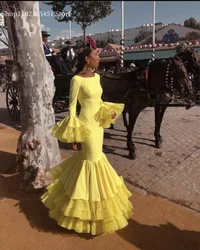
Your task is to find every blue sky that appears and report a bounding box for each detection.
[40,1,200,40]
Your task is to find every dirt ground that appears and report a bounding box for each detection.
[0,124,199,250]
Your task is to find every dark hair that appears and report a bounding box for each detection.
[75,48,94,75]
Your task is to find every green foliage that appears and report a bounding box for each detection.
[107,38,115,44]
[44,1,113,43]
[96,39,107,48]
[184,17,200,30]
[44,1,72,12]
[96,39,115,48]
[75,39,85,48]
[145,36,157,44]
[134,31,152,43]
[185,31,200,41]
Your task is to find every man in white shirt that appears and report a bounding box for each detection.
[126,62,136,72]
[60,40,77,72]
[130,63,136,70]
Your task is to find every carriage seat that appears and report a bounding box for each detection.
[102,72,132,80]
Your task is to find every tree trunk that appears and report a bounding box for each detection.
[1,1,61,189]
[83,26,86,45]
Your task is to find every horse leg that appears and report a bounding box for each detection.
[158,107,167,143]
[122,108,128,130]
[154,106,167,148]
[127,106,142,160]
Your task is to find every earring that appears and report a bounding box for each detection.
[86,63,91,70]
[83,64,88,71]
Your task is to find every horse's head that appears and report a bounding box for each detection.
[169,56,191,91]
[178,48,200,74]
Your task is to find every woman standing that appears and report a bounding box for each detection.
[41,46,133,235]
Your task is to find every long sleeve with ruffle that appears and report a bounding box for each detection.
[94,100,124,129]
[50,77,91,143]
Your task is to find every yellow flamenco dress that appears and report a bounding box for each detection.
[41,73,133,235]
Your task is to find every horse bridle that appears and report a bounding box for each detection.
[180,50,200,74]
[169,57,187,75]
[164,57,192,94]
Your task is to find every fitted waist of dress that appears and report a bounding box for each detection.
[79,108,98,118]
[79,101,101,111]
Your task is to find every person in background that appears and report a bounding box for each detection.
[42,31,69,74]
[101,66,106,73]
[42,31,60,57]
[61,40,77,72]
[126,63,136,73]
[130,62,136,71]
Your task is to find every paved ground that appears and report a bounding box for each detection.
[0,89,200,212]
[103,106,200,212]
[0,124,200,250]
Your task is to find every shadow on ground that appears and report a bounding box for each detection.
[117,219,200,250]
[0,151,17,174]
[0,149,199,249]
[0,108,21,131]
[0,174,199,249]
[0,173,96,240]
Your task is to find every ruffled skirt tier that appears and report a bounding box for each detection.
[41,152,133,235]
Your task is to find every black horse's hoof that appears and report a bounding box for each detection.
[129,152,136,160]
[155,141,162,149]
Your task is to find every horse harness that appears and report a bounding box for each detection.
[125,58,193,106]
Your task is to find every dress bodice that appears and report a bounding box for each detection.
[50,73,124,143]
[76,74,103,114]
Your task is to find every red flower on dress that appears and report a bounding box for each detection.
[111,113,117,119]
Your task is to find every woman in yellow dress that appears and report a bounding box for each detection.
[41,46,133,235]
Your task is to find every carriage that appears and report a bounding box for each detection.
[4,59,20,120]
[5,59,73,121]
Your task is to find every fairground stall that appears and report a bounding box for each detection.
[98,43,130,69]
[123,40,200,67]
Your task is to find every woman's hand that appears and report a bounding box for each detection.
[72,142,78,151]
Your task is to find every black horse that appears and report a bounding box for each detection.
[100,56,193,160]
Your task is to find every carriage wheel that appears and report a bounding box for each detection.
[6,83,20,121]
